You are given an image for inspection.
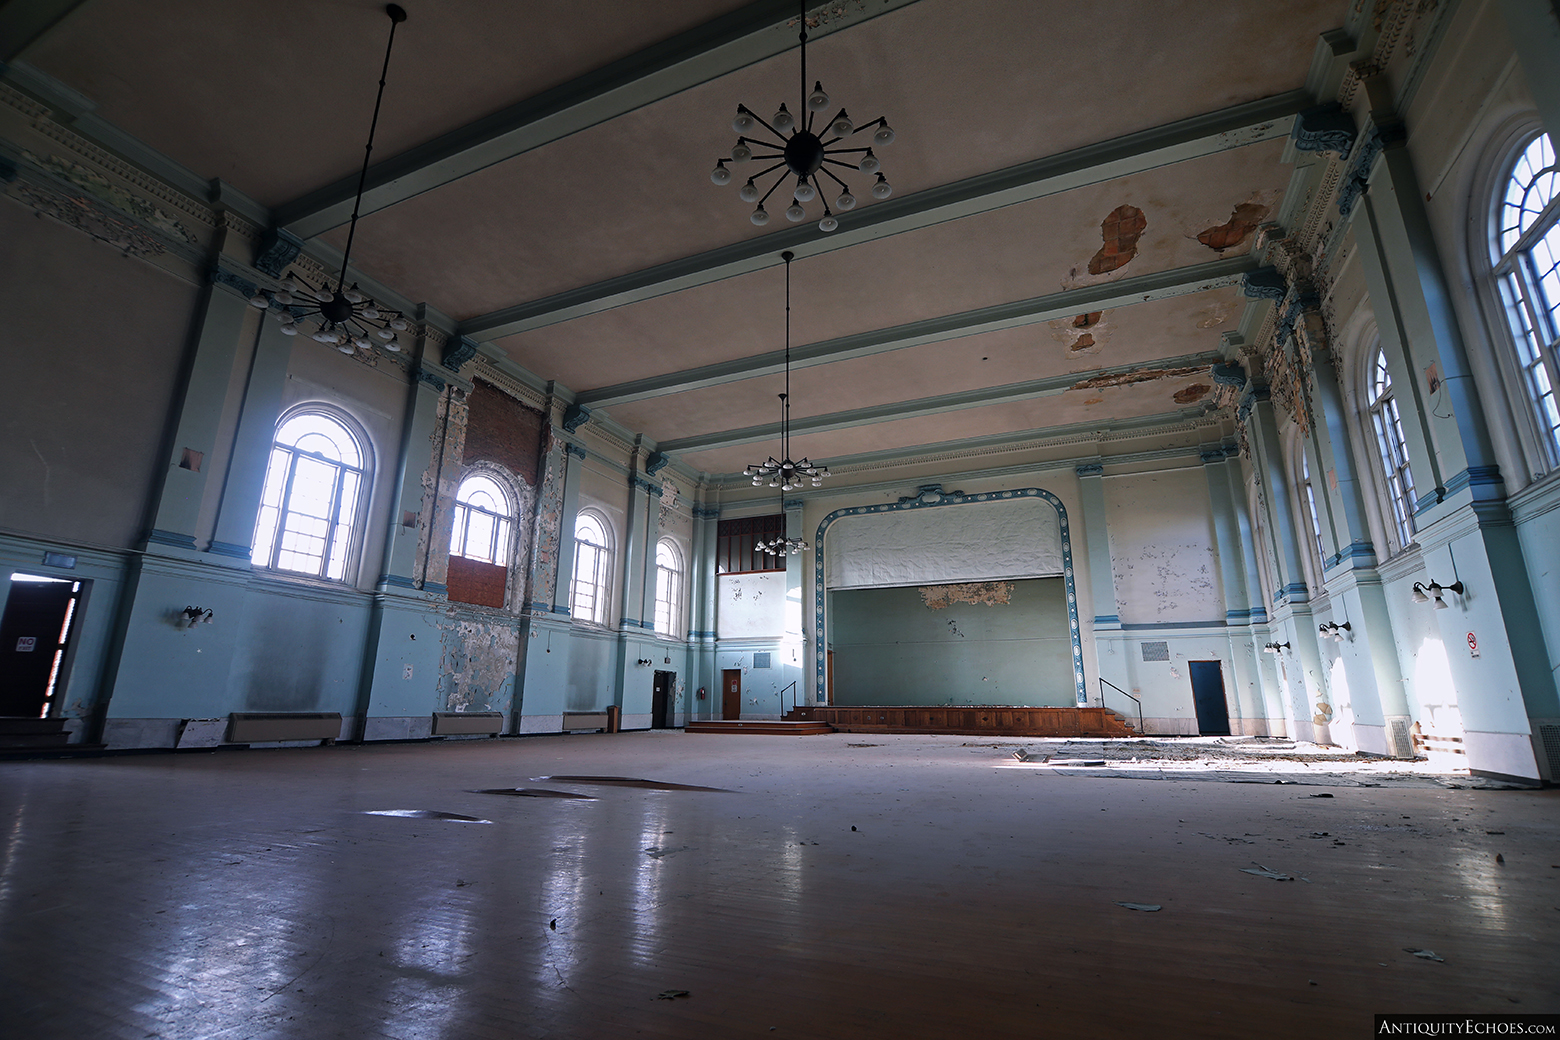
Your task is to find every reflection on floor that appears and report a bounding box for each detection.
[1,732,1556,1039]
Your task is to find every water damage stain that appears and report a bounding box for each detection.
[364,809,493,823]
[1088,205,1147,275]
[1173,383,1213,404]
[1071,365,1206,391]
[1196,200,1272,252]
[470,788,596,800]
[530,775,734,793]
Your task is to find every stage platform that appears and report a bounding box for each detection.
[786,705,1138,738]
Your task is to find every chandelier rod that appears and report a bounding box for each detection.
[798,0,807,128]
[337,3,407,293]
[782,249,793,461]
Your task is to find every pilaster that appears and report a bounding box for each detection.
[1497,0,1560,141]
[1074,463,1119,630]
[207,309,294,561]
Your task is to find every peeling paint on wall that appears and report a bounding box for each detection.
[415,388,469,589]
[1070,365,1206,391]
[1087,205,1147,275]
[530,432,566,607]
[435,614,519,713]
[919,581,1015,609]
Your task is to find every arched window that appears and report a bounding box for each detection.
[569,511,612,623]
[253,409,370,581]
[653,538,684,636]
[1492,132,1560,467]
[450,473,514,565]
[1367,350,1417,551]
[1299,449,1326,574]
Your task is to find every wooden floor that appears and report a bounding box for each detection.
[0,732,1555,1039]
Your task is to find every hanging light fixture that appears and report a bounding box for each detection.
[745,251,827,556]
[248,4,412,355]
[711,0,897,232]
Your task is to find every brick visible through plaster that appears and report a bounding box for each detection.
[1087,206,1146,275]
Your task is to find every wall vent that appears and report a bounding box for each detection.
[1539,724,1560,782]
[227,712,341,744]
[1140,641,1170,663]
[753,652,772,669]
[1386,716,1413,760]
[431,711,503,736]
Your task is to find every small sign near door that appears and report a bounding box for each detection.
[15,636,36,652]
[1466,631,1479,658]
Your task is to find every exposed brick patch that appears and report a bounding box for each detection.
[447,555,507,609]
[1197,202,1270,251]
[1070,365,1206,391]
[1087,205,1147,275]
[1069,333,1096,352]
[1073,312,1102,328]
[463,380,544,486]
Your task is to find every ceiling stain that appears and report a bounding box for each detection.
[1070,365,1206,392]
[1173,383,1213,404]
[1087,205,1147,275]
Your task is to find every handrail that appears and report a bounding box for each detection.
[778,680,798,719]
[1098,678,1143,734]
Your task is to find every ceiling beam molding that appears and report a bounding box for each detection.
[274,0,922,240]
[580,255,1256,409]
[654,350,1223,454]
[459,89,1312,342]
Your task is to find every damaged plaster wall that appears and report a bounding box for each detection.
[1105,469,1224,625]
[825,496,1062,590]
[830,578,1073,707]
[717,571,785,640]
[433,609,519,714]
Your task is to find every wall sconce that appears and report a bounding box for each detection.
[1411,580,1464,609]
[180,606,214,629]
[1262,641,1290,654]
[1318,621,1352,642]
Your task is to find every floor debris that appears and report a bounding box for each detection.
[472,788,596,799]
[1114,902,1162,912]
[655,990,691,1000]
[363,809,492,824]
[643,845,690,859]
[531,776,732,792]
[1404,948,1445,962]
[1240,864,1309,882]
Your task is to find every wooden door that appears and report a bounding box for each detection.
[721,668,742,720]
[0,579,79,718]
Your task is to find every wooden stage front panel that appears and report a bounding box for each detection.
[791,705,1136,737]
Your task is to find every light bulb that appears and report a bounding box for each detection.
[739,179,759,202]
[751,204,770,226]
[1433,595,1449,610]
[344,290,365,304]
[248,293,269,309]
[858,150,879,173]
[711,160,732,185]
[753,478,763,486]
[377,328,396,341]
[1411,585,1429,603]
[772,103,794,133]
[731,139,751,162]
[315,289,335,303]
[874,121,896,145]
[352,335,371,350]
[830,111,853,137]
[312,330,335,343]
[389,318,409,331]
[279,313,295,325]
[793,178,816,202]
[808,81,829,111]
[383,338,401,353]
[785,202,805,222]
[732,106,755,134]
[280,324,299,336]
[337,343,356,354]
[280,278,298,292]
[361,307,380,319]
[273,290,294,305]
[871,173,892,198]
[836,191,856,211]
[819,215,838,232]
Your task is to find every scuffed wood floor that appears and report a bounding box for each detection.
[0,732,1555,1038]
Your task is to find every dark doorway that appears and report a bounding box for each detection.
[652,670,675,729]
[1189,660,1231,736]
[0,575,83,718]
[721,668,742,720]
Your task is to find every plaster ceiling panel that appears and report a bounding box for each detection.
[492,141,1283,387]
[674,375,1217,474]
[22,0,752,206]
[599,286,1240,441]
[316,0,1329,319]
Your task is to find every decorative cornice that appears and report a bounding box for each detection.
[1290,103,1357,159]
[562,403,591,433]
[1211,361,1247,387]
[1075,463,1104,477]
[208,265,257,300]
[253,226,303,278]
[630,475,664,497]
[468,355,547,410]
[441,335,478,373]
[414,366,446,392]
[1241,266,1287,301]
[692,506,721,520]
[1336,128,1385,218]
[644,451,670,476]
[564,443,588,461]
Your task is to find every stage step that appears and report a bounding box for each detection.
[0,716,71,750]
[787,705,1138,738]
[686,720,836,735]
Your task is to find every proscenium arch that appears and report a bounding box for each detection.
[812,486,1085,706]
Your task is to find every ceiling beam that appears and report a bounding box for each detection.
[274,0,922,240]
[459,89,1311,342]
[654,350,1223,454]
[580,255,1255,409]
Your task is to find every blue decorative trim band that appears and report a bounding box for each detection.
[379,574,418,590]
[1225,609,1254,621]
[689,630,716,639]
[1093,614,1120,624]
[1441,465,1503,498]
[424,582,447,596]
[692,507,721,519]
[415,366,446,392]
[630,475,663,496]
[1324,540,1377,572]
[551,604,572,616]
[147,529,196,550]
[1075,463,1104,477]
[814,486,1087,707]
[207,540,253,560]
[1249,608,1269,623]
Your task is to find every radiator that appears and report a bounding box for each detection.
[226,712,342,744]
[431,711,504,736]
[562,712,609,732]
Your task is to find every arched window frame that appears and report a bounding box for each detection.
[450,469,518,567]
[569,509,614,625]
[1363,345,1418,556]
[653,537,685,637]
[252,405,373,583]
[1482,126,1560,475]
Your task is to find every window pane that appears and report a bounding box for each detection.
[450,503,469,557]
[275,412,362,467]
[468,510,497,563]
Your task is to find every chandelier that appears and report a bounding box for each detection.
[710,0,896,231]
[248,4,412,354]
[745,251,826,556]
